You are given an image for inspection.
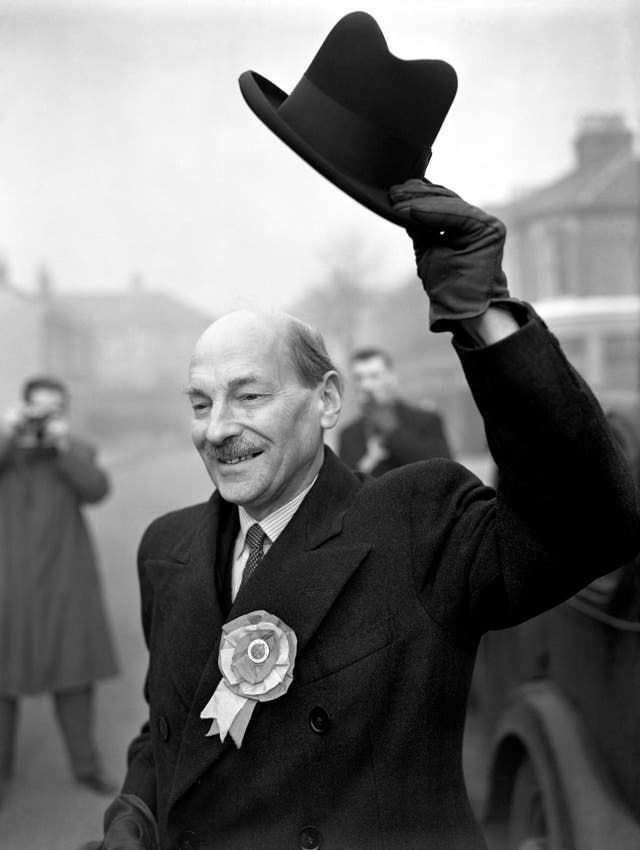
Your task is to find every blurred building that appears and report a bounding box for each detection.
[353,113,640,458]
[0,270,214,439]
[43,282,214,438]
[500,114,639,302]
[0,262,45,412]
[497,114,640,418]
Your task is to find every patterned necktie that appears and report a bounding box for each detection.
[240,523,268,588]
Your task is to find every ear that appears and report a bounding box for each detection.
[318,370,343,431]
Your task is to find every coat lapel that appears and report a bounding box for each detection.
[151,496,228,706]
[169,448,369,809]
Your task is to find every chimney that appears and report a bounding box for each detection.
[574,114,633,170]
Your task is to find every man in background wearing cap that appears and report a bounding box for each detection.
[339,347,451,476]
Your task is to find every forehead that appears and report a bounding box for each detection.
[189,319,297,388]
[352,356,390,375]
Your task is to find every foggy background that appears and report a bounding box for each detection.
[0,1,638,847]
[1,0,638,313]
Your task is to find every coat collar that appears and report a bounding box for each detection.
[169,447,369,808]
[166,445,359,562]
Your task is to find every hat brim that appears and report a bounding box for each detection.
[239,70,410,226]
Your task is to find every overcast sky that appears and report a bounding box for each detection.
[0,0,638,317]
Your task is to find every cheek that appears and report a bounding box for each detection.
[191,420,206,448]
[284,408,321,452]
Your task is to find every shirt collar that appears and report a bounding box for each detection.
[237,475,319,546]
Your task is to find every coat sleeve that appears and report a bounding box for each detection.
[55,438,110,504]
[120,528,158,813]
[414,303,640,634]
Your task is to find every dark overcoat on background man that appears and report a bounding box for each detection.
[120,308,639,850]
[338,400,451,476]
[0,437,117,696]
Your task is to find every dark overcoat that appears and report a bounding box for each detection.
[122,309,640,850]
[338,400,451,476]
[0,437,118,695]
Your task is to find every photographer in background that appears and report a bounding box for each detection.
[0,376,118,808]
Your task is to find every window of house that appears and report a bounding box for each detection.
[529,217,579,299]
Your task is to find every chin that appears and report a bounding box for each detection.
[215,480,259,508]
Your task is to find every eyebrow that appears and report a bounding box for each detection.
[182,375,264,398]
[228,375,263,392]
[183,385,204,397]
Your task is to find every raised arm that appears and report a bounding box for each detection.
[389,179,640,631]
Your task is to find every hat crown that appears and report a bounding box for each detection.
[304,11,457,147]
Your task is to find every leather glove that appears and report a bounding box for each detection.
[77,794,159,850]
[389,179,510,331]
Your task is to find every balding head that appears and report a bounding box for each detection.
[187,310,342,520]
[192,310,340,391]
[194,309,287,350]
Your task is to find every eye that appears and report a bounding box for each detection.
[191,401,210,416]
[239,393,262,402]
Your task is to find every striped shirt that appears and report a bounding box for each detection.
[230,476,318,601]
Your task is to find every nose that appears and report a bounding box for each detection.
[203,399,243,446]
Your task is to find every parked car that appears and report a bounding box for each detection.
[475,406,640,850]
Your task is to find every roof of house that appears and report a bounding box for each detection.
[500,151,640,223]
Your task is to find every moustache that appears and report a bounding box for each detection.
[205,438,264,462]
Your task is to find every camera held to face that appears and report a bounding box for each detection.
[17,408,55,446]
[1,383,70,451]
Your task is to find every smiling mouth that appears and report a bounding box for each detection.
[218,451,263,465]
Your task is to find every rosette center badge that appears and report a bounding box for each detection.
[247,638,270,664]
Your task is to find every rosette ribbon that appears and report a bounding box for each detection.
[200,610,297,748]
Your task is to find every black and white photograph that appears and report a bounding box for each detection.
[0,1,639,848]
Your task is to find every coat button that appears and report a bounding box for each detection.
[157,715,170,741]
[309,707,331,735]
[299,825,323,849]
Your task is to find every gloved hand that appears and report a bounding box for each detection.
[77,794,159,850]
[389,179,510,331]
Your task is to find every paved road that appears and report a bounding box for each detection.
[0,440,489,848]
[0,437,211,850]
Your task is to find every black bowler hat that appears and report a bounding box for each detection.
[239,11,457,225]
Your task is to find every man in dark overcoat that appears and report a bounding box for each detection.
[0,376,118,807]
[84,178,640,849]
[339,347,451,476]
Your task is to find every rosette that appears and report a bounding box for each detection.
[200,610,297,747]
